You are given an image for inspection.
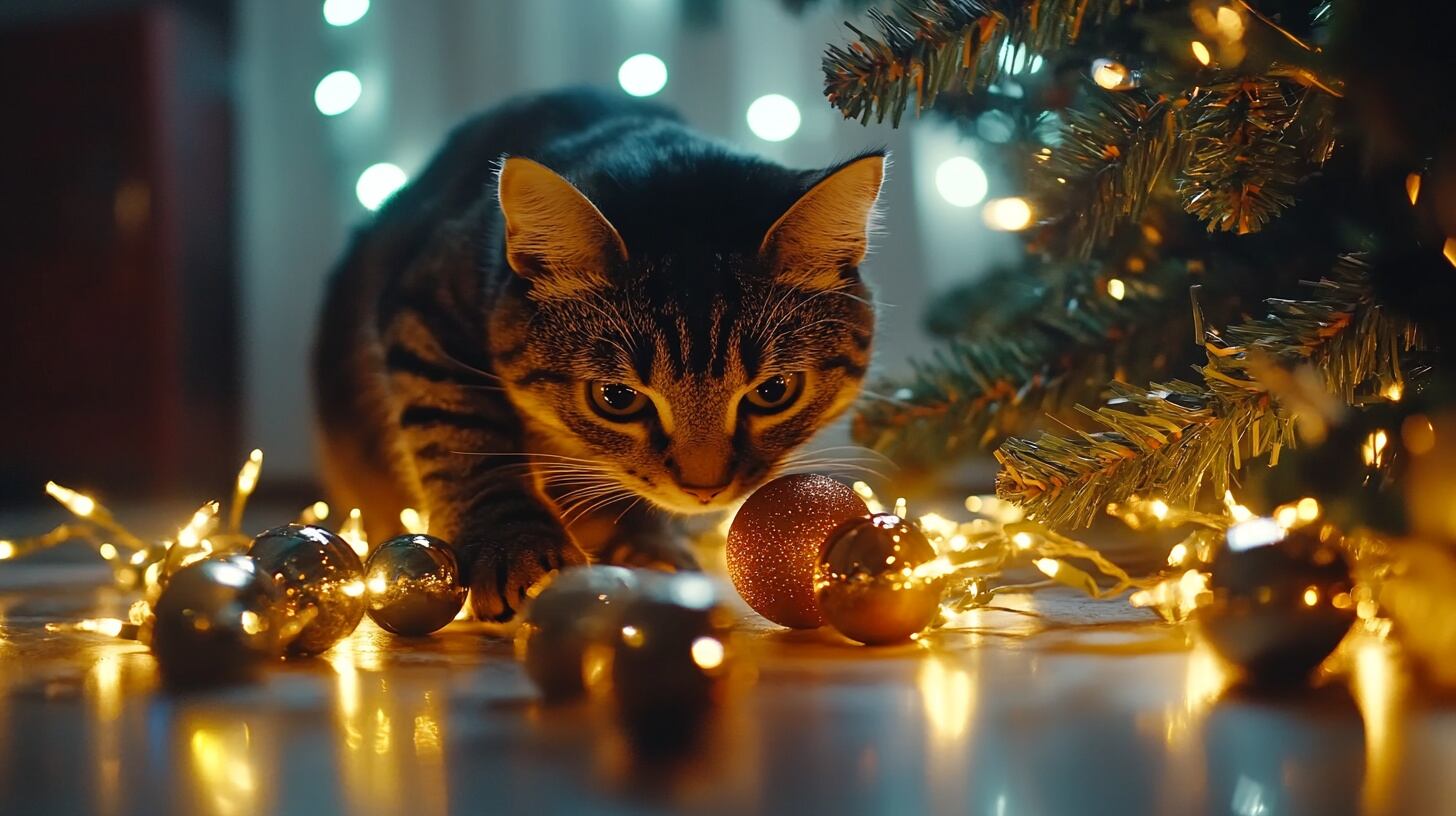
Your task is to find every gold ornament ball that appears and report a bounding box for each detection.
[516,565,641,702]
[151,555,285,687]
[363,534,467,636]
[610,572,739,756]
[1195,518,1355,685]
[726,474,868,628]
[249,523,366,656]
[814,513,946,645]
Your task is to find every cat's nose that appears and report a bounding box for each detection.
[679,482,730,504]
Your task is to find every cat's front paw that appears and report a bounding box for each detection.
[466,534,588,622]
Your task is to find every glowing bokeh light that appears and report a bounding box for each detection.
[982,197,1034,231]
[997,41,1044,74]
[746,94,801,142]
[1091,58,1132,90]
[323,0,370,27]
[356,163,407,211]
[617,53,668,97]
[690,636,725,670]
[314,70,362,116]
[1191,40,1212,66]
[934,156,989,208]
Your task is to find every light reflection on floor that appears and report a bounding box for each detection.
[0,572,1452,815]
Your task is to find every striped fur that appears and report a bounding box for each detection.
[313,88,883,621]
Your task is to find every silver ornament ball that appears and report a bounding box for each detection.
[610,572,739,755]
[150,555,285,686]
[249,523,366,655]
[364,534,467,636]
[1195,518,1356,685]
[516,565,641,701]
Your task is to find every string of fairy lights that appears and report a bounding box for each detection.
[0,449,436,640]
[0,429,1385,652]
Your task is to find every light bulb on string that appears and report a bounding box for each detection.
[1215,5,1245,40]
[1405,174,1421,206]
[1190,40,1213,66]
[983,197,1034,231]
[1090,58,1136,91]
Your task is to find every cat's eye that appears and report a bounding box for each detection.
[589,382,650,420]
[744,372,804,413]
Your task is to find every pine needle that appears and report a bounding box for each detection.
[993,257,1421,529]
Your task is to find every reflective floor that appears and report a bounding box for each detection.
[2,559,1455,816]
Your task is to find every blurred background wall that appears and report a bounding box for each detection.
[1,0,1021,502]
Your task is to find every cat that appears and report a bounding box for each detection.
[312,87,884,621]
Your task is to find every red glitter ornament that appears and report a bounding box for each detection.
[725,474,868,628]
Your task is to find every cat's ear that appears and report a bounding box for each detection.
[759,152,886,290]
[497,157,627,298]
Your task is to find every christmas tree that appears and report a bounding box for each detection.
[794,0,1453,542]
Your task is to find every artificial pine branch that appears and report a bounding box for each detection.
[852,255,1197,465]
[1040,88,1183,258]
[993,256,1420,529]
[822,0,1136,126]
[1178,78,1302,233]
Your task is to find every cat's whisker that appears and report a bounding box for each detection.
[773,454,889,478]
[779,451,893,469]
[562,489,635,525]
[558,496,621,525]
[757,286,847,343]
[433,349,505,383]
[536,468,615,480]
[777,458,885,474]
[755,284,804,341]
[553,482,619,502]
[555,491,616,511]
[613,496,644,524]
[543,480,616,495]
[779,316,868,339]
[781,461,887,478]
[778,464,887,480]
[537,472,618,486]
[783,449,888,463]
[776,464,888,483]
[448,450,611,465]
[787,443,895,464]
[533,465,617,478]
[534,466,618,477]
[548,473,621,492]
[824,288,877,308]
[572,298,639,367]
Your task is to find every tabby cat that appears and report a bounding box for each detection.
[313,88,884,621]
